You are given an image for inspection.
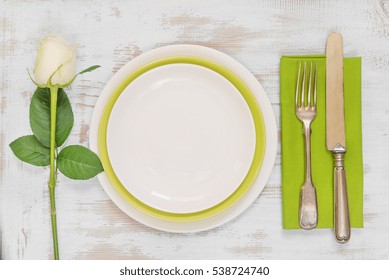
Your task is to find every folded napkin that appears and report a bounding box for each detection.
[280,55,363,229]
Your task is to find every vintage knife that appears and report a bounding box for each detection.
[326,32,351,243]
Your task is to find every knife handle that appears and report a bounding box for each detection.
[333,152,351,243]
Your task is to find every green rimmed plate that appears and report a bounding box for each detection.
[98,56,265,222]
[91,45,276,231]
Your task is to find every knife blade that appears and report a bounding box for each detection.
[326,32,351,243]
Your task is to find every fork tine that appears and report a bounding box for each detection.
[308,62,313,107]
[295,62,302,108]
[301,62,306,107]
[314,62,317,108]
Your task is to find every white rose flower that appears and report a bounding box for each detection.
[33,35,76,86]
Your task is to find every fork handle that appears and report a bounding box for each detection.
[299,123,318,229]
[333,152,351,243]
[299,185,318,229]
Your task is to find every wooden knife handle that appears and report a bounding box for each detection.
[333,152,351,243]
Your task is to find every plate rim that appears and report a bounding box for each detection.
[99,56,266,221]
[89,44,277,232]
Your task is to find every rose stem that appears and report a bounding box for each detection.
[49,86,59,260]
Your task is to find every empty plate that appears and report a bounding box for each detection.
[90,45,277,231]
[107,63,257,213]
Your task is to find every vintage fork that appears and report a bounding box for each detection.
[295,62,318,229]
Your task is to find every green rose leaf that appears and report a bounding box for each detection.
[30,87,74,148]
[9,135,50,166]
[57,145,103,180]
[78,65,101,75]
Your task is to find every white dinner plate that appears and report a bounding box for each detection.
[107,63,256,213]
[89,44,277,232]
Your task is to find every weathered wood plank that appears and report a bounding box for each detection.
[1,0,389,259]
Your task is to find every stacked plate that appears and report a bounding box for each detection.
[89,45,277,232]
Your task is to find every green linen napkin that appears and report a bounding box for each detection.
[280,55,363,229]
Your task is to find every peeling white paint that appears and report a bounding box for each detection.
[0,0,388,259]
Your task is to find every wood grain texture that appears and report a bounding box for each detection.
[1,0,389,259]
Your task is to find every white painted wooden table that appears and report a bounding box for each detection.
[1,0,388,260]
